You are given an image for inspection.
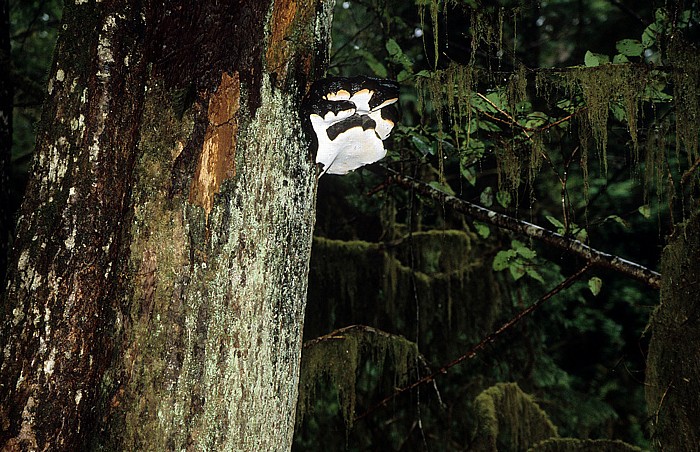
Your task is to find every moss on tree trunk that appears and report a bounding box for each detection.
[646,212,700,450]
[0,0,333,450]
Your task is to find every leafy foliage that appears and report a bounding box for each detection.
[296,0,699,450]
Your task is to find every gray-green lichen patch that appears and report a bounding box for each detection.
[116,72,317,451]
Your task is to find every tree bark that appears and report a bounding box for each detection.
[0,1,332,450]
[646,212,700,450]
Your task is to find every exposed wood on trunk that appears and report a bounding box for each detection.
[189,71,240,216]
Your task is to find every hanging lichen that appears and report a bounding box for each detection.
[561,65,648,176]
[531,438,643,452]
[417,0,441,69]
[472,382,559,452]
[506,63,528,115]
[297,326,419,429]
[668,38,700,167]
[643,118,671,206]
[305,230,501,349]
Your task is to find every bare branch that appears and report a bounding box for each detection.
[388,170,661,289]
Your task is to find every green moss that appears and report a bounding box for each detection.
[563,65,648,176]
[530,438,643,452]
[669,39,700,167]
[297,326,419,429]
[308,230,499,336]
[646,212,700,450]
[472,382,558,452]
[302,230,503,429]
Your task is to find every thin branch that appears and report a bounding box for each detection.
[681,157,700,186]
[387,170,661,289]
[355,264,591,422]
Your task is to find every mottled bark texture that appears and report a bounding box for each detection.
[645,212,700,450]
[0,0,332,450]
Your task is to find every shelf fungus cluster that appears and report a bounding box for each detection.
[304,76,399,176]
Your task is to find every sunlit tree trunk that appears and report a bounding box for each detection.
[0,1,332,450]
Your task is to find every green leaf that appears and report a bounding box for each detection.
[473,221,490,238]
[642,23,660,48]
[610,102,626,122]
[397,70,411,82]
[460,159,477,185]
[584,51,609,67]
[584,50,600,67]
[412,135,432,155]
[526,267,545,284]
[385,38,401,56]
[616,39,644,57]
[575,228,588,242]
[612,54,630,64]
[524,111,550,129]
[556,98,575,113]
[492,249,516,271]
[480,186,494,207]
[638,204,651,219]
[356,49,388,78]
[509,262,526,281]
[605,215,630,229]
[428,180,455,196]
[588,277,603,296]
[471,92,498,113]
[512,240,536,259]
[486,91,508,111]
[386,38,413,72]
[545,215,565,230]
[496,190,511,208]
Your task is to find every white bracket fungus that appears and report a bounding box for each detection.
[304,76,399,176]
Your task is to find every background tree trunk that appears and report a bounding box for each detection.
[0,0,11,280]
[646,212,700,450]
[0,1,332,450]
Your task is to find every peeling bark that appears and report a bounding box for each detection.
[0,0,333,450]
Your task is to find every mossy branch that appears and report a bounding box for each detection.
[387,171,661,289]
[356,264,591,423]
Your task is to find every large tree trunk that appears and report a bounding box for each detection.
[0,1,332,450]
[646,212,700,450]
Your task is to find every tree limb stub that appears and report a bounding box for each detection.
[389,171,661,290]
